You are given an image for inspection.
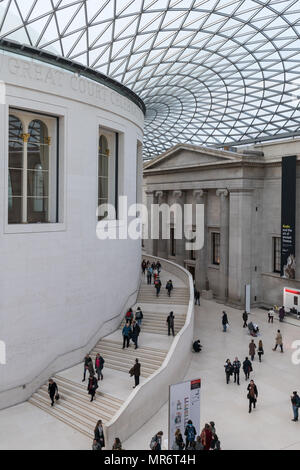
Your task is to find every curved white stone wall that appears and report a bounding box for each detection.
[0,52,144,409]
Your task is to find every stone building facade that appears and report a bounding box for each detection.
[143,141,300,309]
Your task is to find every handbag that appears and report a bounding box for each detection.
[55,393,60,401]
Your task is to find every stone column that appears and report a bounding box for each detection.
[172,190,185,266]
[194,190,207,291]
[144,190,155,255]
[155,190,168,259]
[216,189,229,302]
[228,189,253,306]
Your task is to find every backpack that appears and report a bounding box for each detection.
[186,425,195,442]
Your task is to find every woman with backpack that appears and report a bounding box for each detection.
[184,420,197,448]
[154,278,162,297]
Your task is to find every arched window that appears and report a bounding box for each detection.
[8,115,23,223]
[27,120,49,222]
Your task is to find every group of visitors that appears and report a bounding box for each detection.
[170,420,220,451]
[122,310,142,350]
[82,353,105,402]
[142,259,161,285]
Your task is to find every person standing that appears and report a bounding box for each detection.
[243,357,252,380]
[224,359,233,384]
[222,311,229,332]
[279,306,285,322]
[233,357,241,385]
[147,266,153,285]
[141,260,147,276]
[242,311,248,328]
[166,280,173,297]
[122,322,132,349]
[82,354,92,382]
[112,438,123,450]
[48,379,58,407]
[247,380,258,413]
[154,277,162,297]
[135,307,143,327]
[273,330,283,352]
[129,358,141,388]
[95,353,105,380]
[94,419,105,448]
[200,423,212,451]
[172,429,185,450]
[185,420,197,449]
[291,391,300,422]
[166,311,175,336]
[258,340,264,362]
[249,339,257,361]
[156,261,162,274]
[150,431,163,450]
[194,289,200,306]
[87,374,98,402]
[131,320,140,349]
[125,308,134,325]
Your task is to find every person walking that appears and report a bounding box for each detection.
[95,353,105,380]
[94,419,105,448]
[273,330,283,352]
[82,354,93,382]
[291,391,300,422]
[141,260,147,276]
[122,322,132,349]
[247,380,258,413]
[224,359,233,384]
[87,374,98,402]
[125,308,134,325]
[194,289,200,306]
[150,431,163,450]
[48,379,58,407]
[156,261,162,274]
[154,277,162,297]
[131,320,140,349]
[258,340,264,362]
[135,307,143,327]
[268,308,274,323]
[249,339,257,361]
[233,357,241,385]
[166,280,173,297]
[184,420,197,449]
[129,358,141,388]
[222,311,229,332]
[166,311,175,336]
[243,357,253,380]
[242,311,248,328]
[147,266,153,285]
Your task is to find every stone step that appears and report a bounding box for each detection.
[29,397,93,439]
[97,338,167,355]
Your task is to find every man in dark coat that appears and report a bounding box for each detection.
[194,289,200,306]
[166,280,173,297]
[87,374,98,402]
[129,358,141,388]
[247,380,258,413]
[167,312,175,336]
[233,357,241,385]
[242,311,248,328]
[222,311,229,332]
[82,354,93,382]
[131,320,140,349]
[243,357,252,380]
[48,379,58,407]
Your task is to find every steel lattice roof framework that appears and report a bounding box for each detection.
[1,0,300,159]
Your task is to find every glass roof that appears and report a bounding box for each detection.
[1,0,300,159]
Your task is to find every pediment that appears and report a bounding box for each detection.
[144,144,239,171]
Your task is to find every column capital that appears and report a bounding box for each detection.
[172,190,183,200]
[145,189,154,196]
[193,189,207,200]
[155,190,165,203]
[216,188,229,198]
[21,133,30,143]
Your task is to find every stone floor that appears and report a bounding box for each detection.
[1,298,300,450]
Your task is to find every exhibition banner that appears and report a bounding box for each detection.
[281,155,297,279]
[169,379,201,449]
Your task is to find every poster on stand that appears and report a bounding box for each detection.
[168,378,201,449]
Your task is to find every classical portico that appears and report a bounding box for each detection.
[143,142,300,309]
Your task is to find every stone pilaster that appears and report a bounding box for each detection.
[155,190,168,259]
[172,190,185,266]
[144,190,155,255]
[194,189,207,291]
[216,189,229,302]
